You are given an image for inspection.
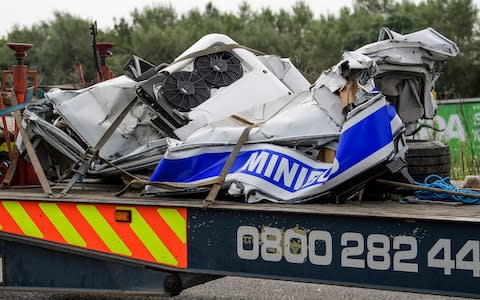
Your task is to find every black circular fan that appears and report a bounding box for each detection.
[160,71,210,111]
[194,51,243,87]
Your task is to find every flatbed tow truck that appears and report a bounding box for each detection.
[0,182,479,298]
[0,27,475,298]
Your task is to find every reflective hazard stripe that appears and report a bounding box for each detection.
[39,203,86,247]
[158,208,187,244]
[0,200,187,268]
[59,203,110,253]
[137,207,187,267]
[77,204,132,256]
[3,201,43,239]
[126,207,177,265]
[0,202,23,235]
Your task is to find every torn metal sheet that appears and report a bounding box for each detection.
[145,27,457,203]
[172,91,341,150]
[19,28,457,203]
[313,27,458,133]
[149,95,405,203]
[313,51,376,93]
[358,27,458,125]
[46,76,164,160]
[22,77,168,177]
[377,27,459,58]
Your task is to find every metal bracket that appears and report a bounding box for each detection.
[0,256,4,285]
[59,161,89,197]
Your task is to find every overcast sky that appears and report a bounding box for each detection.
[1,0,354,36]
[2,0,479,38]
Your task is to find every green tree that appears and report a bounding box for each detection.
[0,0,477,98]
[37,12,95,84]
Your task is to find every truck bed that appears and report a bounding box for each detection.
[2,182,480,297]
[0,182,478,223]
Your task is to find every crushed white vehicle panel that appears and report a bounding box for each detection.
[21,27,458,202]
[149,95,405,203]
[46,76,164,160]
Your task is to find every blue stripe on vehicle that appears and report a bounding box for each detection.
[330,104,394,178]
[150,151,250,183]
[150,103,396,193]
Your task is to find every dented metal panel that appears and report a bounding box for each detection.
[19,28,458,202]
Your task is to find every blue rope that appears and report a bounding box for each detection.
[414,175,480,204]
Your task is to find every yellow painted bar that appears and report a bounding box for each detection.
[77,205,132,256]
[2,201,43,238]
[120,207,177,265]
[157,208,187,244]
[39,203,86,247]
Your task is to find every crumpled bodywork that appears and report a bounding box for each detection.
[23,76,167,176]
[147,27,457,202]
[21,27,457,202]
[359,27,459,132]
[149,94,405,203]
[22,33,311,178]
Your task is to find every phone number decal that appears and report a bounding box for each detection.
[237,226,480,277]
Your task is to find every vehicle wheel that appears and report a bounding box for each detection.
[406,140,451,182]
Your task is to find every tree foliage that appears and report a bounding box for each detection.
[0,0,478,98]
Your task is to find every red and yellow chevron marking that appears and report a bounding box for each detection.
[0,201,187,268]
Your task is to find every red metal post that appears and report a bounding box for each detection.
[96,42,114,82]
[2,43,38,104]
[76,62,86,84]
[1,43,40,185]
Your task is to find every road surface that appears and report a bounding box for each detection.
[0,277,472,299]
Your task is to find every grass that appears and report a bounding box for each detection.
[449,140,480,180]
[427,102,480,180]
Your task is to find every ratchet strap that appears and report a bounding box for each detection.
[6,92,53,196]
[203,124,255,208]
[116,122,257,207]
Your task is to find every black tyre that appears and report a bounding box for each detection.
[406,140,451,182]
